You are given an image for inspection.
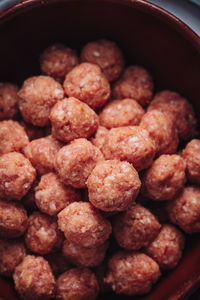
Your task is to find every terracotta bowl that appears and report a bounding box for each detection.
[0,0,200,299]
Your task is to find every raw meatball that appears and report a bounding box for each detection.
[90,126,109,153]
[113,204,161,250]
[54,138,104,188]
[50,97,99,142]
[24,135,63,176]
[20,121,45,141]
[146,224,185,270]
[99,99,145,128]
[35,172,81,216]
[63,62,110,109]
[18,76,64,127]
[87,160,141,212]
[58,202,111,248]
[140,110,179,156]
[81,39,124,82]
[56,268,99,300]
[13,255,56,300]
[104,251,160,295]
[142,154,186,201]
[103,126,155,171]
[45,252,71,277]
[182,139,200,184]
[0,200,28,238]
[0,152,36,200]
[40,44,79,82]
[147,90,197,140]
[112,66,153,107]
[0,82,20,120]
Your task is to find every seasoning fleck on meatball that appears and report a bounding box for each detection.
[0,83,20,120]
[45,252,71,277]
[63,62,111,109]
[90,126,109,153]
[18,76,64,127]
[104,251,160,295]
[50,97,99,142]
[58,202,111,248]
[13,255,56,300]
[182,139,200,185]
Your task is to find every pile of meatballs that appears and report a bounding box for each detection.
[0,39,200,300]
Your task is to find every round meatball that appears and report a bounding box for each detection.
[103,126,155,171]
[58,202,111,248]
[146,224,185,270]
[104,251,160,295]
[112,66,153,107]
[0,82,20,120]
[0,200,28,238]
[142,154,186,201]
[40,44,79,82]
[90,126,109,153]
[55,138,104,188]
[50,97,99,142]
[147,90,197,140]
[63,62,110,109]
[87,160,141,212]
[99,98,145,129]
[24,135,63,176]
[18,76,64,127]
[182,139,200,184]
[56,268,99,300]
[35,172,81,216]
[13,255,56,300]
[113,204,161,250]
[0,152,36,200]
[20,121,45,141]
[25,212,63,255]
[45,252,71,277]
[81,39,124,82]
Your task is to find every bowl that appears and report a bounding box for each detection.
[0,0,200,299]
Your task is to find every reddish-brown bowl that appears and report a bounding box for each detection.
[0,0,200,299]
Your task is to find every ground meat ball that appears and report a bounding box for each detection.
[20,121,45,141]
[142,155,186,201]
[0,152,36,200]
[90,126,109,153]
[13,255,56,300]
[40,44,79,82]
[45,252,71,277]
[182,139,200,184]
[25,212,64,255]
[0,200,28,238]
[112,66,153,107]
[103,126,155,171]
[35,172,81,216]
[104,251,160,295]
[24,135,63,176]
[58,202,111,248]
[50,97,99,142]
[55,138,104,188]
[56,268,99,300]
[147,90,197,140]
[63,62,110,109]
[81,39,124,82]
[0,82,20,120]
[87,160,141,212]
[146,224,185,270]
[18,76,64,127]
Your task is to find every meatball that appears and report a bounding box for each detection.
[0,200,28,238]
[146,224,185,270]
[20,121,45,141]
[18,76,64,127]
[81,39,124,82]
[90,126,109,153]
[112,66,153,107]
[13,255,56,300]
[87,160,141,212]
[104,251,160,295]
[103,126,155,171]
[58,202,111,248]
[40,44,79,82]
[35,172,81,216]
[25,212,63,255]
[182,139,200,184]
[24,135,63,176]
[0,152,36,200]
[147,90,197,140]
[0,82,20,120]
[56,268,99,300]
[55,138,104,188]
[50,97,99,142]
[99,98,145,129]
[45,252,71,277]
[63,62,111,109]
